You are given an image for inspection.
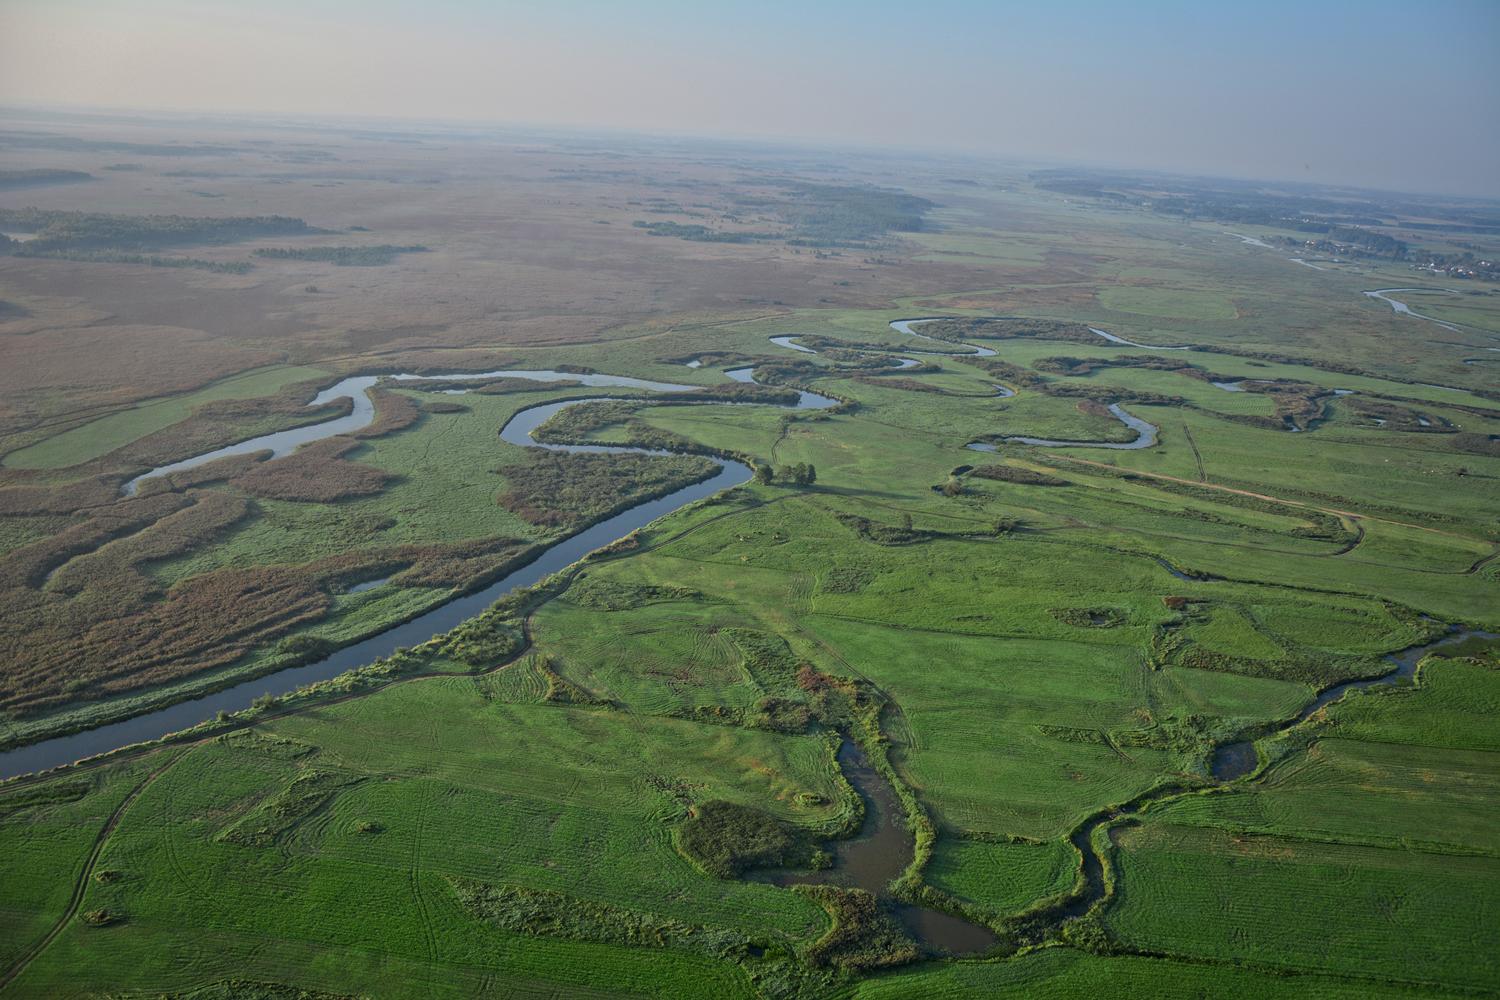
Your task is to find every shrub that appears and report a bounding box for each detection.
[799,886,920,970]
[678,800,809,878]
[969,464,1069,486]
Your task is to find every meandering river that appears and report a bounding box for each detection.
[1211,628,1497,780]
[967,402,1158,452]
[3,368,835,780]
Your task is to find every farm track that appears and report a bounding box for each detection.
[1048,454,1483,542]
[0,749,184,992]
[1180,422,1206,481]
[409,779,441,989]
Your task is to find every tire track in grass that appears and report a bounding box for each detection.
[1048,454,1481,541]
[1467,547,1500,576]
[1181,422,1206,482]
[408,777,440,988]
[0,748,183,992]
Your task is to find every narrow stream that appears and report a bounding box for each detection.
[1087,327,1189,351]
[2,369,836,780]
[1363,288,1460,333]
[766,331,1001,387]
[122,369,706,496]
[966,402,1158,452]
[889,318,997,357]
[1225,231,1274,249]
[1211,628,1497,780]
[758,740,1000,956]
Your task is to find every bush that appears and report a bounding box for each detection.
[678,800,811,878]
[799,886,920,970]
[969,464,1069,486]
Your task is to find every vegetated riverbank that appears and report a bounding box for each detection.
[967,403,1159,452]
[1362,288,1461,332]
[0,369,837,779]
[1210,626,1498,780]
[994,625,1498,951]
[756,738,1000,957]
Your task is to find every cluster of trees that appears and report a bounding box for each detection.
[631,220,770,243]
[634,182,935,249]
[253,244,428,266]
[1030,169,1500,262]
[0,208,316,251]
[777,183,934,246]
[753,462,816,486]
[9,247,252,273]
[498,450,716,529]
[0,168,92,191]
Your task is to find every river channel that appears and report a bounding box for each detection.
[1211,628,1497,780]
[756,739,1000,956]
[1,368,834,779]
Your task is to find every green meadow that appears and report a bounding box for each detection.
[1,176,1497,999]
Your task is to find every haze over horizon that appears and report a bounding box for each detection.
[2,0,1498,198]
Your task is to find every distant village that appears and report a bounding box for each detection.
[1270,234,1499,282]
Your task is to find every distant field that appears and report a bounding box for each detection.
[1096,285,1239,321]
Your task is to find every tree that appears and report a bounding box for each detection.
[780,462,817,487]
[754,464,775,486]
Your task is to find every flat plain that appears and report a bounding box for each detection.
[0,110,1496,998]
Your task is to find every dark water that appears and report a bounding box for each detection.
[1,371,835,780]
[1211,628,1498,780]
[761,740,1000,956]
[967,402,1159,453]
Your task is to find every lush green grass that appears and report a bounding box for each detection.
[1104,821,1499,989]
[2,169,1498,998]
[924,837,1076,916]
[854,946,1451,999]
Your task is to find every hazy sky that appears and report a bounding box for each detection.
[2,0,1497,196]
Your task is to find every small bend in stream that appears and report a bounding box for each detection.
[765,330,1002,391]
[755,739,1000,957]
[966,402,1158,453]
[1363,288,1460,333]
[1211,627,1497,781]
[1036,627,1500,936]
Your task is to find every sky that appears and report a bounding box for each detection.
[2,0,1498,197]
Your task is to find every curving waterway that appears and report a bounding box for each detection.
[766,330,1004,388]
[1363,288,1460,333]
[888,318,997,357]
[3,369,835,780]
[1087,327,1188,351]
[967,402,1158,452]
[1211,628,1498,780]
[756,739,1000,956]
[122,369,707,496]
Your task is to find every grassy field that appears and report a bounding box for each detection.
[0,116,1497,997]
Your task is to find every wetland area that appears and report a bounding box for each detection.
[0,112,1497,1000]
